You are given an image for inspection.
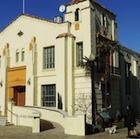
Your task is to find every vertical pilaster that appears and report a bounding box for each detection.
[1,43,10,115]
[112,20,115,41]
[26,37,37,106]
[7,101,15,123]
[55,37,67,111]
[67,37,75,115]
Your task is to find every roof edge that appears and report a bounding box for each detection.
[56,33,75,39]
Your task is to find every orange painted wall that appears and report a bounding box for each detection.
[7,66,26,102]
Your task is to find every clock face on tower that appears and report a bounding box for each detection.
[59,5,66,13]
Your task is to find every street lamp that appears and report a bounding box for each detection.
[89,53,96,126]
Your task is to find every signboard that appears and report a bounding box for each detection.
[98,111,111,120]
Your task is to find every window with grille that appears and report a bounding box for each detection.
[43,46,55,69]
[76,42,83,67]
[42,84,56,107]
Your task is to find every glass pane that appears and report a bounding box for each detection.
[42,84,56,107]
[77,42,83,66]
[43,46,55,69]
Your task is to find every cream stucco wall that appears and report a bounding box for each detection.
[0,15,72,114]
[8,102,86,136]
[0,0,117,121]
[1,0,140,128]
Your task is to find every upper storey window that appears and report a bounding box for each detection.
[16,49,19,62]
[101,13,107,28]
[21,48,25,62]
[76,42,83,67]
[43,46,55,69]
[75,8,80,21]
[125,62,131,95]
[101,13,107,35]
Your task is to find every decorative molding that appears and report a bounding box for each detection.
[29,43,33,51]
[3,43,9,56]
[29,37,36,51]
[27,78,31,85]
[7,66,26,71]
[17,30,24,37]
[75,23,80,30]
[56,33,75,39]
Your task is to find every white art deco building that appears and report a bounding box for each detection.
[0,0,140,133]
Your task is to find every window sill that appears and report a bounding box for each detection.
[42,68,55,72]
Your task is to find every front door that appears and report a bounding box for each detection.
[13,86,25,106]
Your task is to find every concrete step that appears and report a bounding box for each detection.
[0,116,10,126]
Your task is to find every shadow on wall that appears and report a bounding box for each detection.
[40,119,55,131]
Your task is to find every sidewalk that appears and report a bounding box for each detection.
[0,120,140,139]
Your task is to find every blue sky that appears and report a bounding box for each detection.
[97,0,140,53]
[0,0,139,53]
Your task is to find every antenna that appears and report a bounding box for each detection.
[23,0,25,14]
[59,5,66,13]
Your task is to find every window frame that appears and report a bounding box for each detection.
[16,49,19,62]
[101,13,107,28]
[125,62,131,95]
[42,84,56,107]
[21,48,25,62]
[43,46,55,69]
[76,42,83,67]
[75,8,80,21]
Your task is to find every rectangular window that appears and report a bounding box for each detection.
[101,14,107,28]
[42,84,56,107]
[125,62,131,95]
[76,42,83,66]
[43,46,55,69]
[112,51,120,75]
[75,8,79,21]
[97,48,105,73]
[101,14,107,35]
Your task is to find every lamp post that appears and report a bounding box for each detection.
[89,53,96,126]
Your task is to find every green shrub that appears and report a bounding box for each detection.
[116,118,125,129]
[136,114,140,123]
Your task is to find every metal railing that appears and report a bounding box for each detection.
[6,107,19,125]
